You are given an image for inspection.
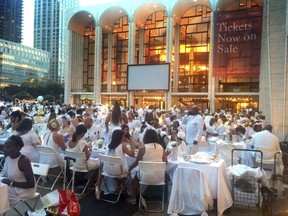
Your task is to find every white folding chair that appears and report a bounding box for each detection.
[254,146,276,177]
[0,152,5,170]
[64,150,91,196]
[167,167,213,215]
[13,162,50,215]
[99,154,127,204]
[218,144,238,167]
[138,161,166,213]
[36,145,64,190]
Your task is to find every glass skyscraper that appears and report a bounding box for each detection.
[33,0,79,83]
[0,0,23,43]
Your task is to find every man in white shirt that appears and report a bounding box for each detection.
[185,106,204,154]
[251,124,280,159]
[84,117,101,142]
[243,124,282,169]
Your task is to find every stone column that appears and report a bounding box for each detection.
[128,21,136,107]
[208,11,216,112]
[166,15,173,110]
[259,0,287,139]
[174,24,180,93]
[94,25,102,104]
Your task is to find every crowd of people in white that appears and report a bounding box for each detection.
[0,99,282,207]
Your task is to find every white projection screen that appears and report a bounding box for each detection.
[127,63,170,91]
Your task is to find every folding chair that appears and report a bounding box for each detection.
[0,151,5,171]
[36,145,64,190]
[217,144,238,167]
[254,146,275,176]
[99,154,127,204]
[13,162,50,215]
[138,161,166,213]
[64,150,92,196]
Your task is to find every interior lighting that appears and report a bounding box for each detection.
[154,5,157,8]
[119,10,122,13]
[88,14,92,17]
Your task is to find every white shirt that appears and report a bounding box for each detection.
[250,130,280,160]
[185,114,204,145]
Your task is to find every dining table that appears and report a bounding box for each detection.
[166,155,233,216]
[0,130,11,145]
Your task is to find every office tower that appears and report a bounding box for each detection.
[0,39,50,86]
[0,0,23,43]
[34,0,79,83]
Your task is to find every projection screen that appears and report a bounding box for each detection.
[127,63,170,91]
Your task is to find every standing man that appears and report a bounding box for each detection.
[186,106,204,154]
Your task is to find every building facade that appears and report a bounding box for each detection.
[65,0,288,139]
[34,0,79,83]
[0,0,23,43]
[0,39,50,86]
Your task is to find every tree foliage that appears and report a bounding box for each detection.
[1,79,64,102]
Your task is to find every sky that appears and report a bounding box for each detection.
[22,0,116,47]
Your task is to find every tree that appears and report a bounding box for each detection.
[1,80,64,102]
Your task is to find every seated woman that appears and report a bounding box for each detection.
[127,129,171,204]
[15,118,41,163]
[95,129,136,199]
[1,135,36,207]
[42,119,66,167]
[5,110,22,131]
[103,129,136,176]
[67,124,99,171]
[60,115,75,142]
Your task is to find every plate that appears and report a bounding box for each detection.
[189,155,212,164]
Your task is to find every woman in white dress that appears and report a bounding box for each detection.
[95,129,135,198]
[60,115,75,142]
[42,119,66,167]
[1,135,36,207]
[105,101,128,140]
[103,129,135,175]
[15,118,41,163]
[126,129,170,204]
[67,124,99,171]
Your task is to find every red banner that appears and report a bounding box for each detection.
[213,7,262,78]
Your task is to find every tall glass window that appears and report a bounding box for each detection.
[83,21,95,92]
[144,11,167,64]
[179,6,211,92]
[111,15,129,92]
[101,33,108,92]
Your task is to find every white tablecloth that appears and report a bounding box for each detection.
[0,132,11,145]
[0,183,10,213]
[167,158,233,216]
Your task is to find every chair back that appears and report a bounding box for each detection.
[99,154,124,177]
[31,162,49,177]
[138,161,166,185]
[36,145,60,168]
[218,144,237,167]
[254,146,275,164]
[100,154,122,165]
[64,149,88,171]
